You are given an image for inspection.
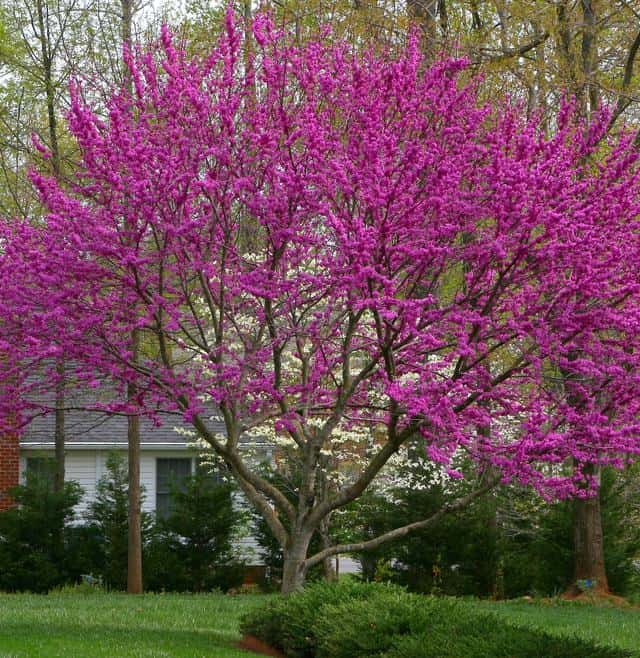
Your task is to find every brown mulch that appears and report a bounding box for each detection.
[560,590,631,607]
[237,635,286,657]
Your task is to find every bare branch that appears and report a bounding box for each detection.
[304,477,499,569]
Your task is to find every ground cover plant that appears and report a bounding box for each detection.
[0,586,639,656]
[0,591,263,658]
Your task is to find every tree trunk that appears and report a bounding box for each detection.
[35,0,65,493]
[281,532,312,594]
[120,0,143,597]
[127,330,143,594]
[407,0,439,56]
[569,4,606,595]
[54,360,65,492]
[319,519,337,582]
[571,465,609,595]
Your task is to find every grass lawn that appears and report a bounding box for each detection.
[0,591,265,657]
[475,599,640,655]
[1,591,639,657]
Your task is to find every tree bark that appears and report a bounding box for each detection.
[281,531,313,594]
[121,0,142,595]
[54,360,65,491]
[407,0,439,57]
[319,518,337,582]
[571,464,609,594]
[127,330,143,594]
[566,2,608,596]
[35,0,65,493]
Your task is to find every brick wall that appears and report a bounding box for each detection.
[0,432,19,510]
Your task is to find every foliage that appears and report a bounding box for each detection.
[3,10,640,590]
[383,624,631,658]
[499,467,640,598]
[240,579,403,658]
[0,469,85,592]
[340,455,500,595]
[85,452,152,590]
[343,458,640,598]
[242,583,633,658]
[144,472,245,593]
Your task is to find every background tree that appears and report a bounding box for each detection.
[0,467,84,592]
[145,471,246,592]
[87,451,152,590]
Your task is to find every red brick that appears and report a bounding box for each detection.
[0,432,19,510]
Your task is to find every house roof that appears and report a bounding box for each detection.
[20,374,271,450]
[20,408,221,449]
[20,384,228,450]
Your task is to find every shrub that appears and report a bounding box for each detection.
[240,579,404,657]
[85,452,152,590]
[144,472,245,592]
[314,592,460,658]
[345,461,640,598]
[0,470,84,592]
[384,622,632,658]
[241,582,633,658]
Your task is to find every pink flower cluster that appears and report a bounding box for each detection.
[2,11,640,497]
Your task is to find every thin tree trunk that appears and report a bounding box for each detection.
[35,0,65,493]
[407,0,439,57]
[120,0,143,595]
[127,329,143,594]
[567,2,607,596]
[319,518,337,582]
[54,361,65,491]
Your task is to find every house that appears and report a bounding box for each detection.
[16,407,228,517]
[0,397,267,568]
[0,395,359,576]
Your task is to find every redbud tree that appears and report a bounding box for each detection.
[2,11,640,591]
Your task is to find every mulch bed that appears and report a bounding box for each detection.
[238,635,286,657]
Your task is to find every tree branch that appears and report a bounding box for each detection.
[472,31,550,64]
[304,477,499,569]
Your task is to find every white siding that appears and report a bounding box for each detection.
[19,448,196,517]
[20,450,97,516]
[140,453,156,514]
[66,452,97,515]
[19,447,268,564]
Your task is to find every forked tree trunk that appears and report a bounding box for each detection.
[281,532,313,594]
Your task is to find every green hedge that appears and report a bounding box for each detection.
[240,580,633,658]
[240,580,404,657]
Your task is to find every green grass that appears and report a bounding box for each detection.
[474,599,640,655]
[1,591,639,657]
[0,591,265,657]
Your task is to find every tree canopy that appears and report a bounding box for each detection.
[2,10,640,591]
